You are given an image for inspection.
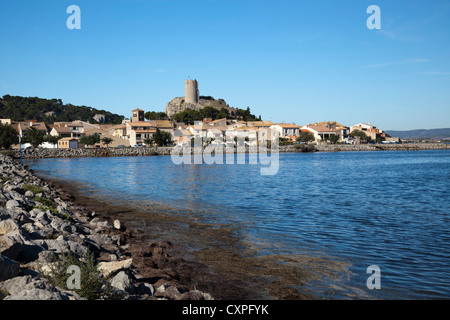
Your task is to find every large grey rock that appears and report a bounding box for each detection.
[155,283,182,300]
[6,188,24,200]
[29,208,44,219]
[50,219,77,234]
[4,207,28,222]
[57,205,70,216]
[0,230,26,260]
[89,217,112,229]
[26,222,54,240]
[0,254,20,281]
[5,200,20,209]
[34,239,89,258]
[0,276,83,300]
[24,191,34,198]
[97,258,133,277]
[35,211,51,224]
[110,271,135,294]
[0,219,20,235]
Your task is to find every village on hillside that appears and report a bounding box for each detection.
[0,111,401,150]
[0,79,403,150]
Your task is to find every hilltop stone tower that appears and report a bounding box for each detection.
[165,79,234,119]
[185,79,199,105]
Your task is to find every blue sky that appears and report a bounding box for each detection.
[0,0,449,130]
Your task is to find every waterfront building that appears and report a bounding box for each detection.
[350,123,386,141]
[57,137,79,149]
[311,121,351,143]
[270,123,301,141]
[300,124,337,143]
[50,123,84,139]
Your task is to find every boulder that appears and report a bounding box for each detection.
[110,271,135,294]
[34,239,89,258]
[24,191,34,198]
[0,254,20,281]
[89,217,112,229]
[35,211,51,225]
[155,283,182,300]
[28,222,54,240]
[29,208,44,219]
[4,207,28,222]
[97,258,133,277]
[0,276,83,300]
[0,219,20,235]
[0,230,25,260]
[50,219,77,234]
[5,200,20,209]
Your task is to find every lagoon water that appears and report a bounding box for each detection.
[26,150,450,299]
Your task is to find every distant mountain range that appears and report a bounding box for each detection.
[386,128,450,140]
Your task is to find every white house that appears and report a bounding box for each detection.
[126,121,156,146]
[300,124,337,143]
[270,123,300,140]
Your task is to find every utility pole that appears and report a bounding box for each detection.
[18,123,23,170]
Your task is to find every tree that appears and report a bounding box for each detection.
[173,109,202,125]
[328,135,340,144]
[296,131,315,144]
[0,123,18,149]
[80,134,100,147]
[199,106,219,119]
[351,130,371,142]
[153,128,172,147]
[143,137,154,147]
[101,137,113,147]
[22,127,45,148]
[44,134,61,146]
[216,107,229,119]
[144,111,169,120]
[172,105,261,124]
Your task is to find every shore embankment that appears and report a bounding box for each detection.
[0,153,217,300]
[4,143,449,159]
[315,143,450,152]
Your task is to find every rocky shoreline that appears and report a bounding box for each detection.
[0,153,215,300]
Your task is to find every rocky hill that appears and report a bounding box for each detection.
[0,95,124,124]
[165,96,235,119]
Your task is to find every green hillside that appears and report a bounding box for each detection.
[0,95,125,124]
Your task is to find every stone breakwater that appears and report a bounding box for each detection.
[4,143,449,160]
[315,143,450,152]
[0,154,213,300]
[7,145,314,159]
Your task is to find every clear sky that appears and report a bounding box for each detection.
[0,0,449,130]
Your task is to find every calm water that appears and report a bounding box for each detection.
[26,150,450,299]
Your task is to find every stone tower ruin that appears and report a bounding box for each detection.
[185,79,199,105]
